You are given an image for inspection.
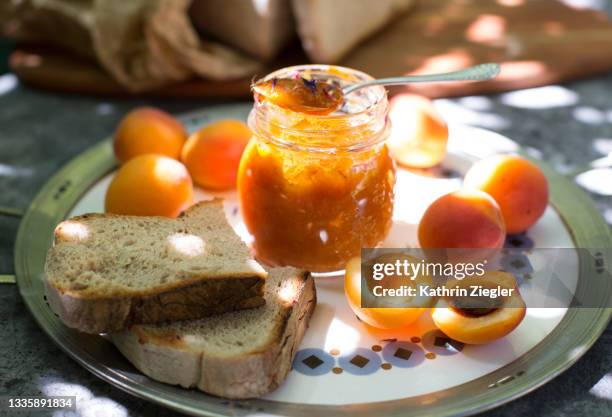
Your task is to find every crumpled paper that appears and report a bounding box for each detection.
[0,0,261,91]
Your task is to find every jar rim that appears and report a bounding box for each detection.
[250,65,390,153]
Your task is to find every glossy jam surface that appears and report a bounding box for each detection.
[252,76,344,115]
[238,141,395,272]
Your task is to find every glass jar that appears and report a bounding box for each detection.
[238,65,395,272]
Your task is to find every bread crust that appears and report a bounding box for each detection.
[110,271,316,399]
[45,276,265,334]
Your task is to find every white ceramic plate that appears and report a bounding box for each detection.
[15,104,611,417]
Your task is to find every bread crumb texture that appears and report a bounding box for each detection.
[45,200,266,297]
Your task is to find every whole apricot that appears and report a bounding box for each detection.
[105,154,193,218]
[181,120,251,190]
[387,94,449,168]
[114,107,187,163]
[418,189,506,250]
[464,155,548,233]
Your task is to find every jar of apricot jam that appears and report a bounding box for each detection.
[238,65,395,272]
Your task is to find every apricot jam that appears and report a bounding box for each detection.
[252,76,344,115]
[238,65,395,272]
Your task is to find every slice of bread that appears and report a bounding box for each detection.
[291,0,414,63]
[111,267,316,399]
[44,199,267,334]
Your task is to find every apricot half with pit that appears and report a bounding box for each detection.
[431,271,526,344]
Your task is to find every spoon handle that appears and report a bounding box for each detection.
[342,63,501,95]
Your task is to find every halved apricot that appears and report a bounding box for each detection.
[344,255,433,330]
[113,107,187,163]
[431,271,526,344]
[464,155,548,233]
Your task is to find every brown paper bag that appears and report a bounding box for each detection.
[0,0,261,91]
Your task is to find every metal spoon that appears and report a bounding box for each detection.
[342,63,501,96]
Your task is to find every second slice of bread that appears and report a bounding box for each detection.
[44,199,267,334]
[111,267,316,399]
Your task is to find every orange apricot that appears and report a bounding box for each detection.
[418,189,506,250]
[344,256,433,330]
[431,271,526,344]
[387,94,449,168]
[464,155,549,233]
[114,107,187,163]
[105,154,193,218]
[181,120,251,190]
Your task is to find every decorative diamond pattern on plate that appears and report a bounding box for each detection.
[394,347,413,360]
[293,348,334,376]
[339,348,381,375]
[383,341,424,368]
[349,354,370,368]
[302,354,324,369]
